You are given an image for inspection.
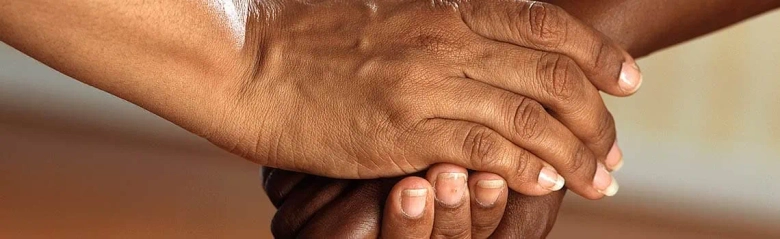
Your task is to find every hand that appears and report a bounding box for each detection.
[217,0,638,198]
[263,166,566,238]
[380,164,515,238]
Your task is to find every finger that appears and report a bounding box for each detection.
[429,78,628,198]
[491,190,567,239]
[408,119,574,197]
[467,172,507,239]
[460,0,643,96]
[425,164,471,238]
[261,167,272,184]
[298,179,392,238]
[381,177,435,239]
[261,167,309,207]
[459,43,617,163]
[460,0,630,169]
[271,176,350,238]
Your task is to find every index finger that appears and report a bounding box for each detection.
[460,1,643,97]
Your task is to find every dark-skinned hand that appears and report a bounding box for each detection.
[264,165,567,238]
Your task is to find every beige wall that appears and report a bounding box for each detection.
[600,9,780,217]
[1,8,779,239]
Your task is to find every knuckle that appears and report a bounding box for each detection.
[412,32,449,53]
[537,53,581,104]
[513,150,532,182]
[462,126,500,168]
[512,97,546,141]
[591,110,617,146]
[433,226,471,239]
[355,56,384,79]
[471,221,499,235]
[407,26,468,57]
[527,2,567,48]
[378,96,417,129]
[589,39,610,71]
[397,63,448,95]
[385,73,437,117]
[562,145,591,176]
[466,43,497,68]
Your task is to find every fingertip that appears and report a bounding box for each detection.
[552,174,566,191]
[570,163,620,200]
[611,159,625,172]
[426,164,469,208]
[618,61,643,95]
[468,172,508,238]
[502,165,559,197]
[426,163,469,180]
[395,176,433,190]
[506,181,555,197]
[382,177,434,238]
[549,163,611,200]
[605,142,624,172]
[593,163,620,197]
[538,166,565,192]
[468,172,507,208]
[593,44,642,97]
[393,177,434,219]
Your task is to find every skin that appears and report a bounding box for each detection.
[0,3,669,239]
[264,165,563,238]
[0,0,640,199]
[546,0,780,57]
[267,1,780,238]
[0,1,643,237]
[2,0,777,237]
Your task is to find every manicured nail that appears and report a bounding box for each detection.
[605,142,624,172]
[401,188,427,218]
[593,163,619,196]
[619,62,643,94]
[538,167,565,191]
[434,173,467,207]
[475,179,505,207]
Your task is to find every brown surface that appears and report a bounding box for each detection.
[0,115,275,238]
[551,198,780,239]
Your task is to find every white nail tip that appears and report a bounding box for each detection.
[403,188,428,197]
[598,175,620,197]
[477,180,505,189]
[550,176,565,191]
[438,172,467,180]
[612,160,625,172]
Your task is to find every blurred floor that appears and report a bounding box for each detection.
[0,115,275,238]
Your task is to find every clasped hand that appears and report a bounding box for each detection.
[209,0,639,200]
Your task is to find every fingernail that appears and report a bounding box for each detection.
[475,179,505,207]
[538,167,565,191]
[434,173,467,207]
[619,62,643,94]
[401,188,427,218]
[593,163,619,196]
[605,142,624,172]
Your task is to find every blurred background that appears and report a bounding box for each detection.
[1,9,779,239]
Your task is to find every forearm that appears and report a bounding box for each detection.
[545,0,780,57]
[0,0,253,130]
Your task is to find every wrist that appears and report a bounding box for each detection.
[545,0,780,58]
